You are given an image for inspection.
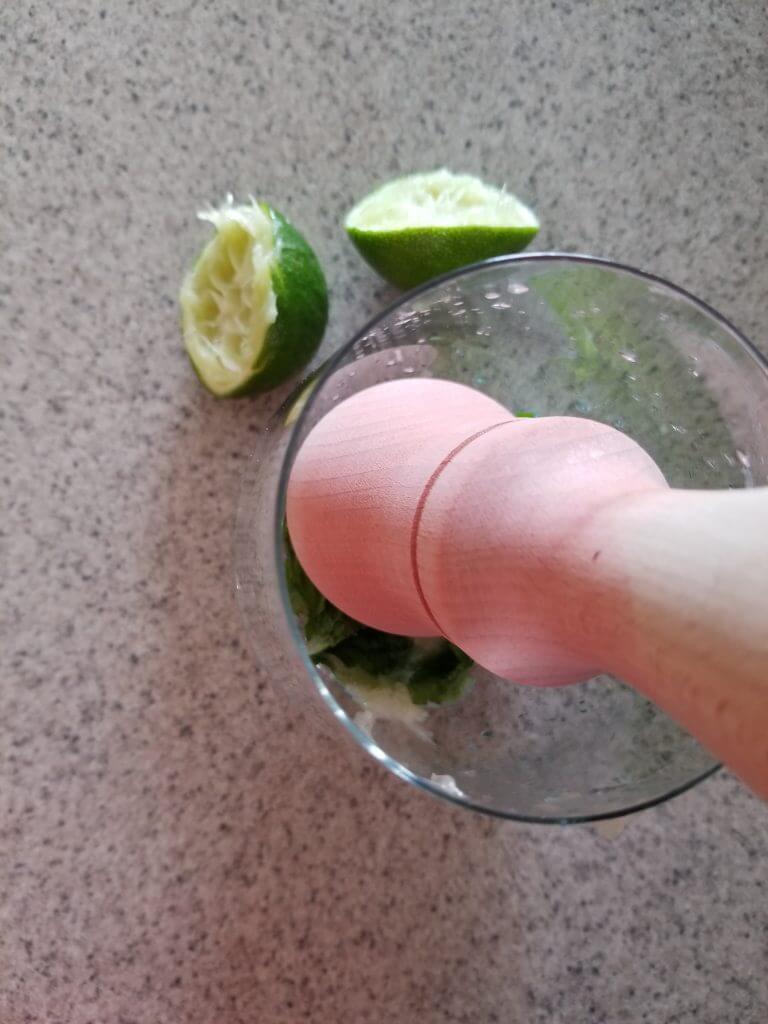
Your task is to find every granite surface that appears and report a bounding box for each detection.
[2,1,768,1021]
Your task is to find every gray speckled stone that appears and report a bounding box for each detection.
[2,1,767,1021]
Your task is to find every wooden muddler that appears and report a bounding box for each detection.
[287,379,768,799]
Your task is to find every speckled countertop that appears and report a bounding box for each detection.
[3,2,768,1021]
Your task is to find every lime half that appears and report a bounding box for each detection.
[180,198,328,397]
[345,169,539,290]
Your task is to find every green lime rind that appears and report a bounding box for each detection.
[347,222,539,290]
[181,200,328,398]
[231,205,328,396]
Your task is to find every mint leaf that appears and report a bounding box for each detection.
[285,528,475,707]
[318,631,473,707]
[319,628,412,681]
[407,642,473,706]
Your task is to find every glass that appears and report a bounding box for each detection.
[235,254,768,823]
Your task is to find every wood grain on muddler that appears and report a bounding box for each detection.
[287,379,768,800]
[286,378,512,635]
